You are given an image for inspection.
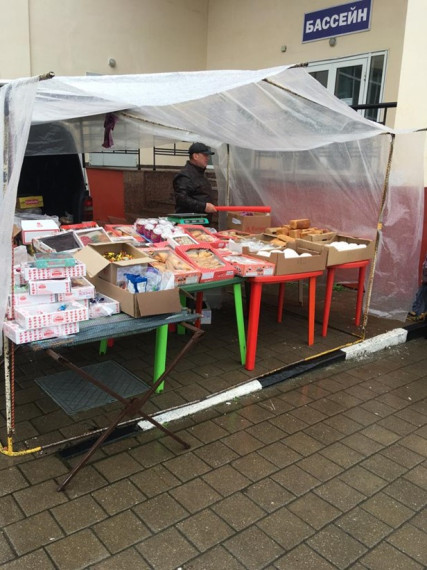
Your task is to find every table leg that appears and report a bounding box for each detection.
[308,276,316,346]
[233,282,246,365]
[99,339,108,355]
[154,324,168,392]
[322,267,336,337]
[195,292,204,328]
[245,281,262,371]
[355,264,367,325]
[277,283,285,323]
[177,292,187,335]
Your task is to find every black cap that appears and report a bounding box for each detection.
[188,142,215,156]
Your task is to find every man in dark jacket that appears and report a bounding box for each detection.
[173,142,217,215]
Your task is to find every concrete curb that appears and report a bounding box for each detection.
[138,321,426,432]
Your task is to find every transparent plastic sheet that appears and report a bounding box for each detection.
[214,133,425,321]
[2,67,423,325]
[370,131,425,320]
[0,77,39,354]
[24,67,387,156]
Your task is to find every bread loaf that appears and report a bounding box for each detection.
[289,218,311,230]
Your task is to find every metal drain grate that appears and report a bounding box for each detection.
[35,360,149,416]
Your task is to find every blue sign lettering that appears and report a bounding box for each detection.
[303,0,372,43]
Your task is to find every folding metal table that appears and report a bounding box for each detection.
[2,310,204,491]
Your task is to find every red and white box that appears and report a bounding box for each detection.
[6,288,57,321]
[14,301,89,330]
[176,245,235,283]
[21,220,60,244]
[88,294,120,319]
[143,247,201,286]
[21,260,86,281]
[180,225,227,248]
[167,233,199,249]
[8,288,56,307]
[3,320,79,345]
[57,277,96,302]
[28,278,72,295]
[221,253,275,277]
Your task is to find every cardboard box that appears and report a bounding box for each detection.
[73,226,112,247]
[14,301,88,330]
[243,243,327,276]
[176,245,236,283]
[32,231,81,253]
[221,253,275,277]
[226,212,271,234]
[57,277,96,301]
[296,235,374,266]
[88,294,120,319]
[180,225,226,248]
[73,242,152,282]
[28,278,72,295]
[167,233,199,248]
[89,276,181,318]
[21,220,60,244]
[8,288,56,307]
[216,229,252,241]
[3,320,79,345]
[60,221,98,231]
[21,261,86,281]
[16,195,44,209]
[143,247,200,286]
[301,231,336,243]
[104,224,147,243]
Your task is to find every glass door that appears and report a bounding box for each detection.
[308,56,368,105]
[307,52,387,121]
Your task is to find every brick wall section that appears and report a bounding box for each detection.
[123,169,218,222]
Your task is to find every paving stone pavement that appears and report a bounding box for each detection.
[0,286,426,569]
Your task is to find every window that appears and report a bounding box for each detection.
[308,51,387,120]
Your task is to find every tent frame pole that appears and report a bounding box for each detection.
[361,133,395,333]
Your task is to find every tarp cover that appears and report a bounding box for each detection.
[0,66,425,340]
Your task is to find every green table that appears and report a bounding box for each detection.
[179,276,246,365]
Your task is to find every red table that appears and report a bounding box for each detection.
[245,271,324,371]
[322,259,370,337]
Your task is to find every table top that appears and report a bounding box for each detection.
[248,270,324,283]
[180,276,244,293]
[28,310,199,351]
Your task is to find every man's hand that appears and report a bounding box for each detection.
[205,202,217,213]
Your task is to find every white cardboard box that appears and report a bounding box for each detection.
[21,220,60,244]
[28,278,72,295]
[14,301,88,330]
[88,294,120,319]
[57,277,96,301]
[21,261,86,281]
[3,320,79,344]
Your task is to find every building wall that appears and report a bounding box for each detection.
[2,1,426,181]
[0,0,209,78]
[0,0,31,78]
[206,0,407,107]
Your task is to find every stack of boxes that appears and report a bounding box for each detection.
[4,254,90,344]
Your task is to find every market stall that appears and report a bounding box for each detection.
[0,66,425,465]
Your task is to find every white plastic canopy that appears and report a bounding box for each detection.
[0,65,425,343]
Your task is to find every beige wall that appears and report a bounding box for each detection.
[1,0,426,175]
[1,0,209,78]
[206,0,407,106]
[394,0,427,130]
[0,0,31,78]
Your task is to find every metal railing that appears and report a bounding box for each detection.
[351,102,397,125]
[153,144,188,170]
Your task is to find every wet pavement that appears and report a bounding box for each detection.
[0,283,426,569]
